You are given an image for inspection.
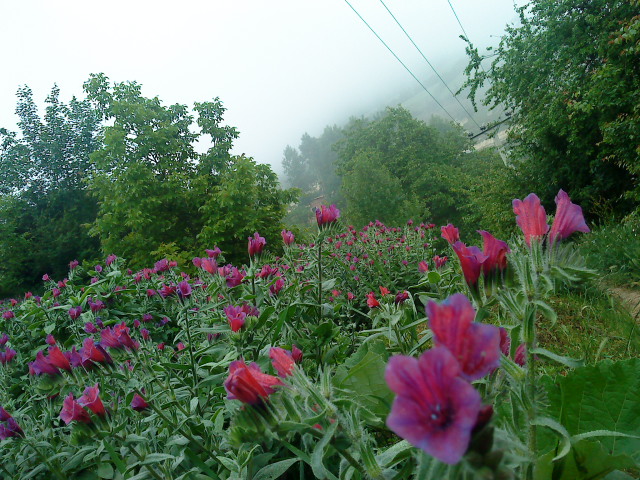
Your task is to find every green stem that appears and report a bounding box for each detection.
[183,306,199,394]
[318,241,323,323]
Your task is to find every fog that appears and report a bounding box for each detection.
[0,0,518,174]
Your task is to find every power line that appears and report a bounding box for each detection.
[378,0,482,129]
[468,114,511,140]
[446,0,486,73]
[343,0,459,125]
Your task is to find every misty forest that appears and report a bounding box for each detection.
[1,0,639,479]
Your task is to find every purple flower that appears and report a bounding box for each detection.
[177,280,192,299]
[225,267,245,288]
[105,254,117,266]
[0,348,16,365]
[513,193,549,246]
[69,306,83,320]
[281,230,295,246]
[385,347,482,465]
[0,334,8,346]
[248,232,266,257]
[154,259,170,273]
[69,260,79,270]
[94,265,103,273]
[60,394,91,424]
[549,189,590,243]
[315,204,340,227]
[426,294,501,381]
[205,247,221,258]
[131,393,149,411]
[2,311,15,320]
[224,305,246,332]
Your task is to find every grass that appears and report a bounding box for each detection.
[537,283,640,369]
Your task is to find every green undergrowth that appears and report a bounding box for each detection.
[537,284,640,371]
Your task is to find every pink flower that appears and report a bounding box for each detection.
[78,384,106,416]
[224,305,246,332]
[225,267,245,288]
[80,338,113,365]
[105,254,117,265]
[315,204,340,227]
[0,348,16,365]
[177,280,192,299]
[248,232,266,257]
[69,260,79,270]
[269,276,285,296]
[291,345,303,363]
[441,224,460,244]
[385,347,482,465]
[205,247,221,258]
[426,294,501,381]
[47,346,72,371]
[2,311,15,320]
[549,189,590,243]
[100,323,139,350]
[418,260,429,273]
[60,394,91,424]
[451,242,488,287]
[42,274,50,281]
[281,230,295,246]
[201,257,217,274]
[154,259,170,272]
[478,231,510,275]
[29,351,60,376]
[513,193,549,246]
[395,291,409,304]
[270,347,296,377]
[224,360,283,405]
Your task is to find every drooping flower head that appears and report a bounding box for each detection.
[100,322,139,350]
[441,224,460,244]
[248,232,266,257]
[385,347,482,465]
[478,231,510,275]
[426,294,501,381]
[513,193,549,246]
[549,189,590,243]
[224,360,283,405]
[451,242,488,288]
[77,384,106,416]
[281,230,295,246]
[315,204,340,228]
[60,394,91,424]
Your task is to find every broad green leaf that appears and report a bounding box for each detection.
[252,458,299,480]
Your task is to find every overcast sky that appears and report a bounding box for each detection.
[0,0,518,173]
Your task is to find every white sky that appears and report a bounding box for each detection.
[0,0,518,172]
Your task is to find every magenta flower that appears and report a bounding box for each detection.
[100,323,139,350]
[224,360,283,405]
[78,384,106,416]
[514,343,527,366]
[0,408,23,439]
[224,305,246,332]
[105,254,117,266]
[201,257,217,274]
[0,347,16,365]
[291,345,303,363]
[315,204,341,227]
[68,306,83,320]
[0,334,8,346]
[248,232,266,257]
[418,260,429,273]
[478,231,510,275]
[549,189,590,243]
[2,311,15,320]
[281,229,295,246]
[177,280,192,299]
[513,193,549,246]
[394,291,409,304]
[385,347,482,465]
[426,294,501,381]
[94,265,103,273]
[29,351,60,376]
[205,247,221,258]
[451,242,488,287]
[131,394,149,411]
[47,346,72,371]
[69,260,79,270]
[60,394,91,424]
[225,267,245,288]
[269,276,285,296]
[441,224,460,244]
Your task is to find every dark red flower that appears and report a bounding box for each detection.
[78,384,106,416]
[131,394,149,411]
[29,351,60,376]
[224,360,283,405]
[385,347,482,465]
[60,394,91,424]
[478,231,510,274]
[47,346,72,371]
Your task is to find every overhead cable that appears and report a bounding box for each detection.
[343,0,459,125]
[378,0,481,129]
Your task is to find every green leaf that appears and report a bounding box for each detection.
[97,463,114,479]
[543,358,640,462]
[531,347,584,368]
[252,458,299,480]
[427,271,441,284]
[141,453,174,465]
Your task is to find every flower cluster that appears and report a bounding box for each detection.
[385,294,500,465]
[0,406,23,440]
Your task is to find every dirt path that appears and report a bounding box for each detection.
[609,286,640,319]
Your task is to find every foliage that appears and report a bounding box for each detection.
[1,192,638,479]
[580,213,640,286]
[462,0,639,219]
[84,74,297,268]
[0,85,102,296]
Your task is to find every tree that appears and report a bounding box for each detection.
[84,74,297,267]
[462,0,639,218]
[0,85,101,296]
